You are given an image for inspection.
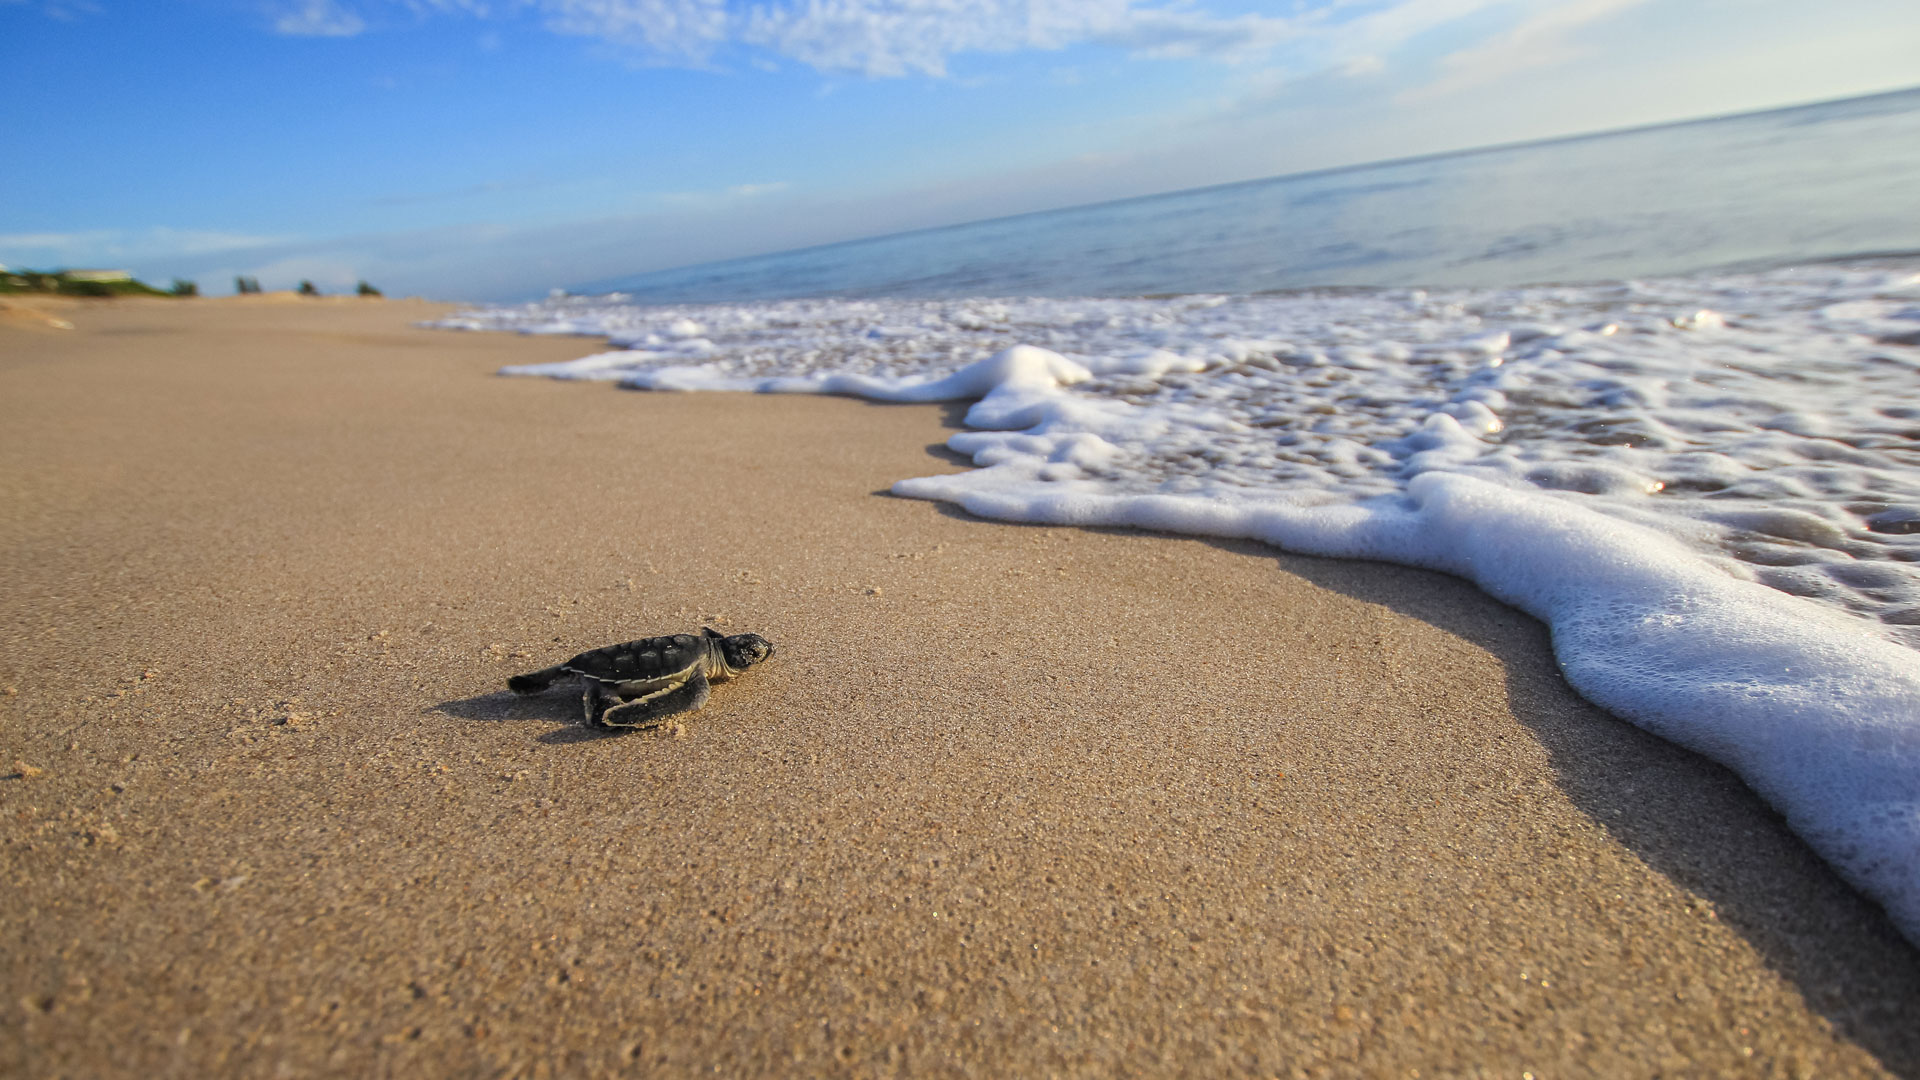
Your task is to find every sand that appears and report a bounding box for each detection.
[2,296,1917,1078]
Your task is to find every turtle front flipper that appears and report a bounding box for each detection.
[596,670,712,730]
[509,665,568,695]
[583,679,622,728]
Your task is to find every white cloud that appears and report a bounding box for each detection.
[1094,7,1299,61]
[1400,0,1657,102]
[3,0,104,17]
[147,227,290,255]
[738,0,1303,76]
[297,0,1686,83]
[275,0,367,36]
[0,232,91,249]
[0,228,287,269]
[402,0,494,16]
[1270,0,1512,75]
[300,0,1301,75]
[656,179,793,205]
[536,0,728,62]
[742,0,1115,77]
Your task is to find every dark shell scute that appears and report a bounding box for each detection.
[565,633,703,681]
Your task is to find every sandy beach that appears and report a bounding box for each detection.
[3,295,1918,1077]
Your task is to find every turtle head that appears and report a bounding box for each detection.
[711,629,774,672]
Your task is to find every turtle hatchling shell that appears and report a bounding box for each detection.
[564,633,704,683]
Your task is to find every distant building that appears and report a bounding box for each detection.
[62,269,133,283]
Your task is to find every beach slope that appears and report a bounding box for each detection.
[2,298,1916,1077]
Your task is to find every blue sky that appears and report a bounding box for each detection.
[3,0,1916,299]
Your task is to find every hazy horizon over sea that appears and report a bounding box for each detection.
[573,85,1920,305]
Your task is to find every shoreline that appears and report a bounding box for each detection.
[3,297,1917,1076]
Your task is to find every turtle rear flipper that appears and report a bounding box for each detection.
[594,670,712,730]
[509,665,568,695]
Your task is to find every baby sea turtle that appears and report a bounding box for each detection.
[508,628,774,730]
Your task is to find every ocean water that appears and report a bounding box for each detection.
[436,89,1920,944]
[576,88,1920,303]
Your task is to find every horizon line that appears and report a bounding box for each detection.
[572,82,1920,298]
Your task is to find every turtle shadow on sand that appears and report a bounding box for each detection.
[431,691,626,744]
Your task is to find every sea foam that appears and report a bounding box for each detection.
[444,260,1920,943]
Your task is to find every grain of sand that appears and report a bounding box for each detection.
[2,297,1917,1078]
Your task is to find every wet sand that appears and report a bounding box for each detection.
[3,295,1917,1077]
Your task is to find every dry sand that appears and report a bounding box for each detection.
[2,296,1917,1078]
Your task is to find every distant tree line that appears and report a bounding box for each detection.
[232,276,383,297]
[0,268,385,299]
[0,268,171,298]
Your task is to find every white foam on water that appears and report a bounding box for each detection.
[441,260,1920,943]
